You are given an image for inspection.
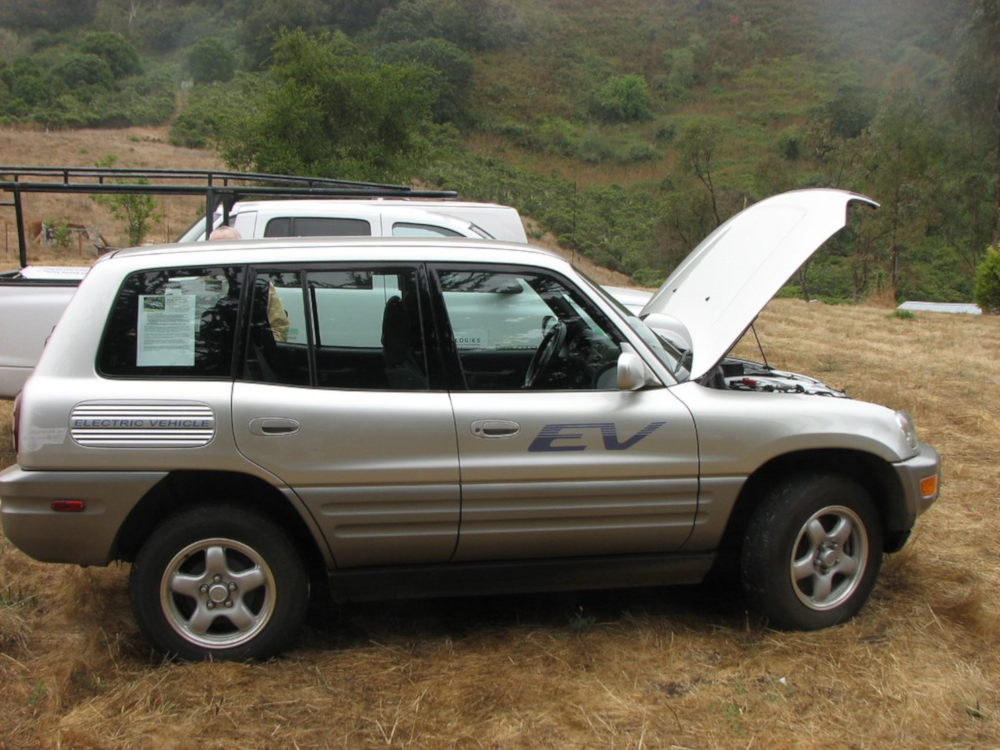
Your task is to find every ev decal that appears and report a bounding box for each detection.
[528,422,667,452]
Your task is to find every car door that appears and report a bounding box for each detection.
[232,265,461,568]
[431,266,700,562]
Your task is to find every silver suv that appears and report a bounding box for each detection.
[0,190,940,660]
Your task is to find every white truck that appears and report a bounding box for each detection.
[174,198,527,244]
[0,167,526,398]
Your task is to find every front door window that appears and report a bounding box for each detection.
[436,269,622,391]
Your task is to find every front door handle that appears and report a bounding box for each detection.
[248,417,301,436]
[471,419,520,438]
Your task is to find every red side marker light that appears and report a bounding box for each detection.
[51,500,86,513]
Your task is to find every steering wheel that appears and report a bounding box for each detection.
[524,321,567,388]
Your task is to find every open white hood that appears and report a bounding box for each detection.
[641,189,878,380]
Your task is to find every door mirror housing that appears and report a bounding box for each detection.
[617,350,656,391]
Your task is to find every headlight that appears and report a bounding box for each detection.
[895,410,919,452]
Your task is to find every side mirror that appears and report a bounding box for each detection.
[618,351,653,391]
[641,312,691,352]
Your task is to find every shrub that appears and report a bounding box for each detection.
[170,82,246,148]
[655,122,676,143]
[89,75,176,127]
[187,37,237,84]
[778,126,803,160]
[80,31,140,78]
[539,117,579,157]
[825,84,876,139]
[8,73,54,108]
[594,74,653,123]
[660,47,695,101]
[51,53,114,91]
[973,245,1000,314]
[90,155,162,246]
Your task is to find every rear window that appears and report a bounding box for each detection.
[98,266,244,378]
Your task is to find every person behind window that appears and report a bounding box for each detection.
[209,225,290,343]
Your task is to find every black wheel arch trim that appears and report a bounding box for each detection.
[715,448,910,561]
[114,469,331,574]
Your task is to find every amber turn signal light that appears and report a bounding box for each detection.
[920,475,938,499]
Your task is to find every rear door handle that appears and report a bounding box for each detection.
[248,417,301,436]
[471,419,520,438]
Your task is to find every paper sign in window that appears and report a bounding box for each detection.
[137,294,196,366]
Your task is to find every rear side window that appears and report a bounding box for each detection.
[99,266,244,378]
[263,217,372,237]
[243,267,427,390]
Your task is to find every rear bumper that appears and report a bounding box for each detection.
[0,465,166,566]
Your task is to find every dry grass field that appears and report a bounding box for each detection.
[1,127,999,749]
[0,125,224,272]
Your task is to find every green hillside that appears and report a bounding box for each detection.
[1,0,995,304]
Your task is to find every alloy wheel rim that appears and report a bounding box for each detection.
[159,537,276,650]
[789,505,868,611]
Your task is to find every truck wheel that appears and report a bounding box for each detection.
[129,507,308,661]
[741,474,883,630]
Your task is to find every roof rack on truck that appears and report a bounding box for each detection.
[0,166,457,268]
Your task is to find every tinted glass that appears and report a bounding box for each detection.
[311,269,425,390]
[99,266,243,378]
[241,267,426,391]
[263,217,372,238]
[392,222,463,238]
[243,271,309,386]
[436,270,621,391]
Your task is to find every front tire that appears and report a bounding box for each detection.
[129,506,308,661]
[741,474,883,630]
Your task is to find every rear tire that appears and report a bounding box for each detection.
[129,506,308,661]
[741,474,883,630]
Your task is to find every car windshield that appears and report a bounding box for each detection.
[578,273,690,381]
[174,210,221,243]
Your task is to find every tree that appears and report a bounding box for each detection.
[974,245,1000,313]
[132,4,214,53]
[80,31,140,79]
[857,90,936,300]
[374,0,524,51]
[237,0,328,70]
[186,37,237,84]
[825,85,877,140]
[374,0,442,44]
[219,29,435,182]
[0,0,97,31]
[330,0,398,34]
[953,0,1000,242]
[51,53,114,91]
[676,118,724,226]
[90,156,162,246]
[376,38,473,124]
